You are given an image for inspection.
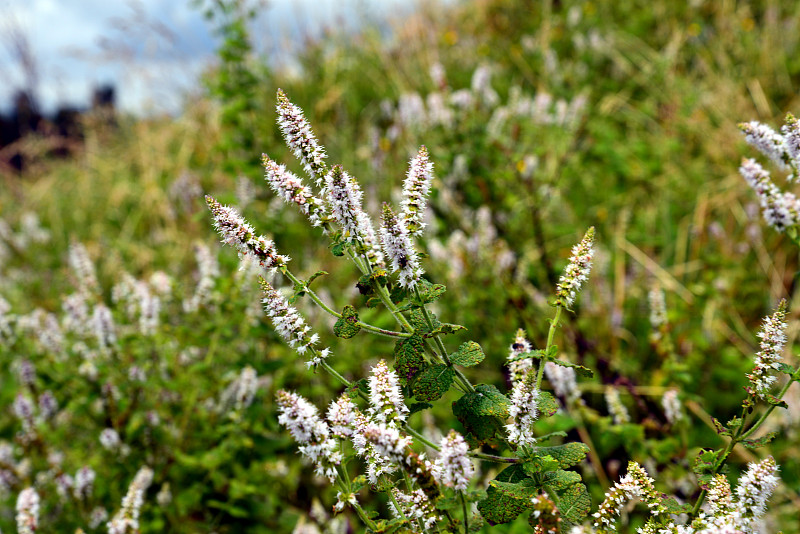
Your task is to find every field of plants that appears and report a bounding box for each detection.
[2,0,800,532]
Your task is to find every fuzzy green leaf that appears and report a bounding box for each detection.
[333,305,361,338]
[417,279,447,303]
[407,402,433,416]
[557,482,591,524]
[550,358,594,378]
[356,274,373,295]
[692,449,723,485]
[424,323,468,338]
[777,362,797,376]
[477,480,538,525]
[660,497,692,514]
[409,308,441,333]
[711,417,731,437]
[331,241,346,257]
[764,394,789,409]
[306,270,328,287]
[493,464,529,484]
[451,341,485,367]
[543,470,582,490]
[537,391,559,418]
[452,384,510,447]
[394,334,426,386]
[413,364,455,401]
[534,443,590,469]
[741,431,779,449]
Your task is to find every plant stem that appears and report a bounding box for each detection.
[536,305,563,390]
[740,370,799,440]
[460,491,469,533]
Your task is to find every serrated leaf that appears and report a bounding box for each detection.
[494,465,529,484]
[417,279,447,303]
[557,482,591,524]
[424,323,468,338]
[537,391,559,418]
[452,385,510,447]
[331,241,346,257]
[394,334,426,386]
[726,416,743,429]
[477,480,538,525]
[409,308,441,333]
[543,470,582,490]
[534,443,590,469]
[777,362,796,376]
[333,305,361,338]
[451,341,485,367]
[389,284,407,304]
[306,270,328,287]
[764,394,789,409]
[550,358,594,378]
[692,449,723,485]
[356,274,373,295]
[522,456,559,475]
[413,364,455,401]
[660,496,692,514]
[711,417,731,437]
[741,431,779,449]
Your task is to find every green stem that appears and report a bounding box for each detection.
[460,491,469,534]
[320,359,352,388]
[404,425,440,450]
[352,501,379,530]
[536,305,563,390]
[740,371,799,440]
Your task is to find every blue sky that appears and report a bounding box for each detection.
[0,0,411,115]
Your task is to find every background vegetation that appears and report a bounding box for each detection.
[2,0,800,531]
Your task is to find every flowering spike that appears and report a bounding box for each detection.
[593,462,666,532]
[262,155,329,227]
[205,195,290,270]
[432,430,474,491]
[781,113,800,172]
[327,395,357,438]
[739,121,789,170]
[401,146,434,236]
[259,278,327,363]
[544,362,579,402]
[506,376,540,448]
[276,89,328,185]
[325,165,384,267]
[662,389,683,424]
[507,328,534,385]
[368,359,409,425]
[276,390,341,482]
[739,158,800,231]
[604,387,630,424]
[68,241,99,296]
[389,488,442,532]
[734,456,779,526]
[555,227,595,307]
[380,204,423,288]
[747,300,788,399]
[16,487,40,534]
[107,466,154,534]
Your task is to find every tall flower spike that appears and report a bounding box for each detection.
[368,359,409,426]
[276,390,341,482]
[68,241,99,297]
[781,113,800,172]
[555,227,595,307]
[276,89,328,186]
[380,204,423,288]
[401,146,434,237]
[206,195,290,271]
[739,121,789,170]
[259,278,328,364]
[746,300,788,400]
[604,387,630,424]
[506,375,540,448]
[432,430,474,491]
[734,456,779,527]
[262,155,329,227]
[107,466,154,534]
[507,328,534,385]
[593,462,666,533]
[16,487,39,534]
[325,165,384,267]
[739,158,800,231]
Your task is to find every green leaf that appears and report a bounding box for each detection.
[417,279,447,303]
[692,449,723,485]
[534,443,590,469]
[409,307,440,333]
[413,364,455,401]
[306,270,328,287]
[660,497,692,515]
[452,385,510,447]
[777,362,796,376]
[451,341,485,367]
[477,480,537,525]
[333,305,361,338]
[537,391,559,418]
[356,274,373,295]
[331,241,346,257]
[711,417,731,437]
[542,470,581,490]
[394,334,426,386]
[557,482,591,524]
[550,358,594,378]
[764,394,789,409]
[741,431,779,449]
[493,464,529,484]
[424,323,468,338]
